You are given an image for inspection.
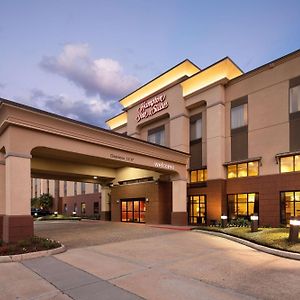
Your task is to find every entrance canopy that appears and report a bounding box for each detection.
[0,98,189,242]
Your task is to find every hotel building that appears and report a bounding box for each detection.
[1,49,300,242]
[106,49,300,227]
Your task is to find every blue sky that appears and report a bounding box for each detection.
[1,0,300,127]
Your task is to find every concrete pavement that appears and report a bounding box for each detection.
[1,221,300,299]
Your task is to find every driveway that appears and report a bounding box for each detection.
[1,221,300,299]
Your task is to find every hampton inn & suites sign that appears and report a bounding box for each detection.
[136,94,168,122]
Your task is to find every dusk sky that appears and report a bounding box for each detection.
[1,0,300,127]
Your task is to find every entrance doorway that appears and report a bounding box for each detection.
[188,195,206,225]
[121,199,146,223]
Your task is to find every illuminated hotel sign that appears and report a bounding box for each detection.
[136,94,168,122]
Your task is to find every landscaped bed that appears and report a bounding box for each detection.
[0,236,61,256]
[195,226,300,253]
[36,214,81,221]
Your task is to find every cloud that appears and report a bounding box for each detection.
[39,44,139,99]
[27,89,120,127]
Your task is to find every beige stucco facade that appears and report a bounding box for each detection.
[2,49,300,242]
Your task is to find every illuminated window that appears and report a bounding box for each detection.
[290,85,300,113]
[237,163,247,177]
[188,195,206,225]
[190,169,207,183]
[227,161,259,178]
[280,155,300,173]
[231,103,248,129]
[148,126,165,146]
[280,191,300,224]
[227,193,258,219]
[227,165,237,178]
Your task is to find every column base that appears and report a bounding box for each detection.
[100,211,111,221]
[2,215,34,243]
[171,212,188,226]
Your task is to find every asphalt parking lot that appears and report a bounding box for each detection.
[1,221,300,299]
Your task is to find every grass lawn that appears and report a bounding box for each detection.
[195,226,300,253]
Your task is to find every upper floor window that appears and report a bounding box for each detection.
[190,168,207,183]
[64,181,67,197]
[231,103,248,129]
[290,78,300,113]
[74,182,77,195]
[280,155,300,173]
[227,160,259,178]
[190,117,202,141]
[81,182,86,194]
[148,125,165,146]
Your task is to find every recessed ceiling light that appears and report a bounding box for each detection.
[93,176,98,179]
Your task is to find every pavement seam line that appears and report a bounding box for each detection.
[49,256,145,299]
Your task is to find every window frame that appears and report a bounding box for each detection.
[227,193,259,220]
[279,155,300,173]
[280,190,300,224]
[230,96,248,130]
[190,168,207,183]
[147,125,165,146]
[226,160,259,179]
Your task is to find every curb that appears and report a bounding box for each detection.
[0,244,66,263]
[194,229,300,261]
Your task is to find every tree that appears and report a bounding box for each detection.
[39,193,53,210]
[31,193,54,211]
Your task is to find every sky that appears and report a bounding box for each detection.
[1,0,300,128]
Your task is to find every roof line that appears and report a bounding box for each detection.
[184,56,243,82]
[0,97,189,156]
[228,48,300,85]
[118,58,200,103]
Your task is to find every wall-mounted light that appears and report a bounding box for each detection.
[116,200,120,204]
[145,198,149,203]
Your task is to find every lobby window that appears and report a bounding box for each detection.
[227,161,259,178]
[190,168,207,183]
[147,125,165,146]
[280,155,300,173]
[189,195,206,225]
[231,103,247,129]
[81,182,86,194]
[81,202,86,214]
[280,191,300,224]
[227,193,259,220]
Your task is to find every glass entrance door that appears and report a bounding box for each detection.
[121,199,146,223]
[188,195,206,225]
